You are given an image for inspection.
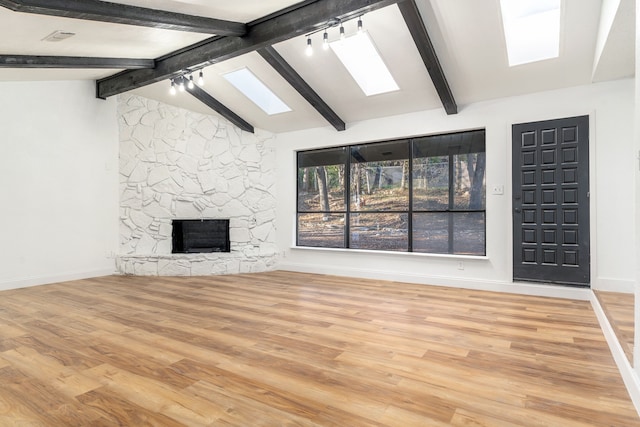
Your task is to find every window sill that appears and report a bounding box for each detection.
[290,245,488,260]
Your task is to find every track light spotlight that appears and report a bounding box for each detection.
[305,36,313,56]
[168,69,204,94]
[357,16,363,33]
[339,23,345,40]
[323,31,329,50]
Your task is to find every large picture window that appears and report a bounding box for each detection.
[297,130,486,255]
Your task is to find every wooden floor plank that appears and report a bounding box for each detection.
[76,387,187,427]
[595,290,634,363]
[0,271,637,426]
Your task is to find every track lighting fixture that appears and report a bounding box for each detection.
[303,15,365,56]
[167,68,205,94]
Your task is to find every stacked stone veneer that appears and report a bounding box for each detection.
[116,94,278,275]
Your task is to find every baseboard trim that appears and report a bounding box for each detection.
[277,262,591,300]
[0,269,116,291]
[591,292,640,417]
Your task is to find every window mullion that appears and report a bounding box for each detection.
[345,149,351,249]
[448,151,455,254]
[408,140,413,252]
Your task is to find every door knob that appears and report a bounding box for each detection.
[514,208,521,213]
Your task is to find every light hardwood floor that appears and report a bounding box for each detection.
[0,271,637,426]
[595,290,634,363]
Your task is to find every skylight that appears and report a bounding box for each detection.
[223,67,291,115]
[500,0,561,67]
[330,32,399,96]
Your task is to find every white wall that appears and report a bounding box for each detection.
[634,0,640,372]
[276,79,635,297]
[593,0,622,77]
[0,78,632,297]
[0,80,119,290]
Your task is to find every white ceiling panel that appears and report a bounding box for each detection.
[109,0,303,23]
[268,5,443,125]
[592,0,635,82]
[0,0,634,133]
[429,0,605,106]
[0,7,210,58]
[133,51,331,133]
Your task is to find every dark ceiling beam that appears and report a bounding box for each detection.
[0,0,246,36]
[257,46,345,132]
[0,55,154,69]
[97,0,402,99]
[397,0,457,115]
[186,85,254,134]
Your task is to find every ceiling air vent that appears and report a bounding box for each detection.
[42,30,76,42]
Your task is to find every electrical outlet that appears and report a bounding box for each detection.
[457,261,464,270]
[492,185,504,195]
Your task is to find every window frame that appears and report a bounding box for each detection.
[296,130,486,256]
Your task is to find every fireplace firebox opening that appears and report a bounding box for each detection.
[172,219,230,254]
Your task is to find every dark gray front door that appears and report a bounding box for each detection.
[512,115,590,286]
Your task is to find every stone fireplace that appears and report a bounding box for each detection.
[115,94,278,276]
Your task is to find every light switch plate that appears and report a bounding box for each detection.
[492,185,504,195]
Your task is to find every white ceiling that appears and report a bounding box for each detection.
[112,0,303,22]
[0,0,634,133]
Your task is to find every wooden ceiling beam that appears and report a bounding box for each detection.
[0,55,154,69]
[186,85,254,134]
[258,46,345,132]
[397,0,457,114]
[97,0,402,99]
[0,0,246,36]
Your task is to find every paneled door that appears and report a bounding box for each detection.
[512,116,590,286]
